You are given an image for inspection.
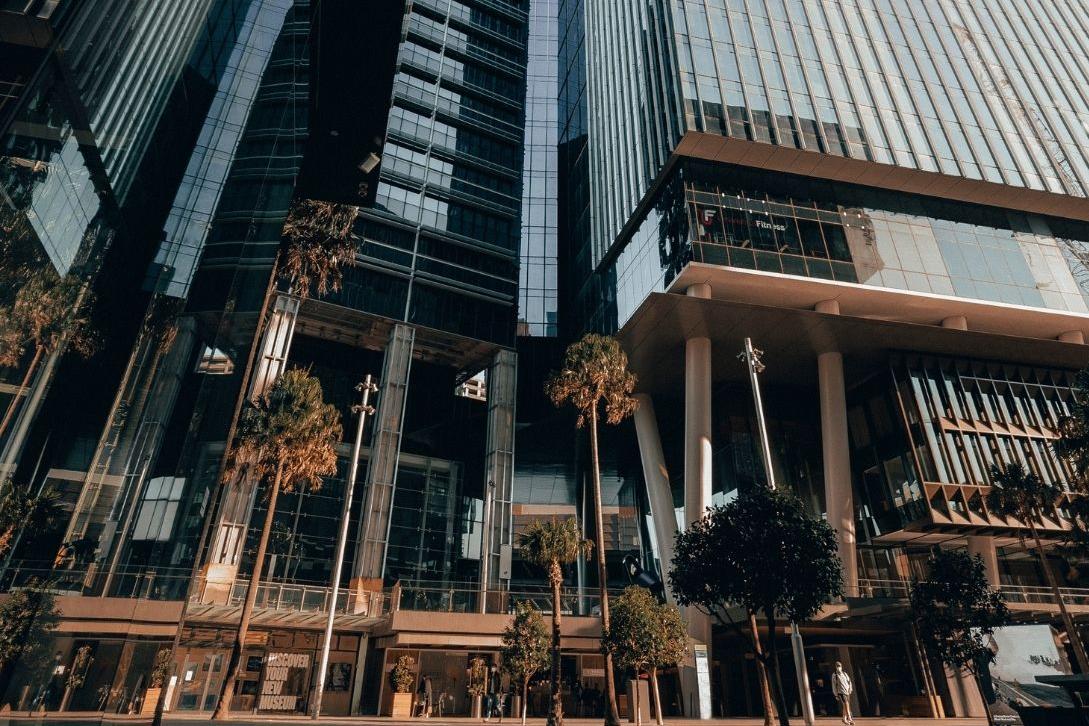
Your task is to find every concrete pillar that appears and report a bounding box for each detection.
[353,324,415,591]
[684,282,712,526]
[819,350,857,593]
[941,315,968,330]
[1058,330,1086,344]
[967,536,1000,586]
[682,282,713,720]
[633,394,678,600]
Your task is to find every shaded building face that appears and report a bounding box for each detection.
[345,0,529,346]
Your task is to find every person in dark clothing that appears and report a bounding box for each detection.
[484,668,503,722]
[416,675,433,717]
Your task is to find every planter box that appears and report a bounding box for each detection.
[391,692,415,718]
[140,688,162,716]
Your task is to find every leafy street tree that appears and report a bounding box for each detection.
[987,463,1088,672]
[545,333,637,726]
[211,369,342,719]
[910,549,1009,722]
[280,198,358,299]
[0,482,62,558]
[0,580,60,703]
[501,601,551,725]
[602,586,688,726]
[519,518,593,726]
[670,487,843,726]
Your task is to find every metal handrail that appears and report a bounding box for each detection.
[849,577,1089,606]
[188,576,388,618]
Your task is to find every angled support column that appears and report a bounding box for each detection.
[633,393,677,601]
[480,348,517,612]
[353,324,414,593]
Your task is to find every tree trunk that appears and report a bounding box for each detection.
[522,680,529,725]
[1029,522,1089,672]
[589,408,621,726]
[749,611,776,726]
[0,345,43,441]
[765,614,791,726]
[549,564,563,726]
[211,465,284,719]
[650,666,663,726]
[635,672,642,726]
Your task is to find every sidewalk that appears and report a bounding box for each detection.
[0,714,987,726]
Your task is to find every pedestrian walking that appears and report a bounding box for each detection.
[832,661,854,725]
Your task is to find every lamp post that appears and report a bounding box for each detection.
[311,375,377,719]
[739,338,816,726]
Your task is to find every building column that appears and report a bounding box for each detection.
[816,301,857,594]
[967,536,1000,586]
[632,393,677,600]
[683,283,713,720]
[249,294,300,399]
[352,324,414,597]
[820,349,856,592]
[684,283,712,526]
[480,348,516,612]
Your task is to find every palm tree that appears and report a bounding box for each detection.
[519,518,592,726]
[545,334,637,726]
[210,369,342,719]
[279,198,358,299]
[0,481,62,558]
[0,272,97,440]
[988,463,1089,671]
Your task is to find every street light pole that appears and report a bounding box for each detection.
[739,338,816,726]
[311,375,377,719]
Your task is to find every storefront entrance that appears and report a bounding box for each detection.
[169,627,361,716]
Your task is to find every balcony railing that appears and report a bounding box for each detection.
[393,581,631,616]
[0,560,191,600]
[188,576,388,619]
[849,577,1089,608]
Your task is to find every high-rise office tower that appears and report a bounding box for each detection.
[565,0,1089,719]
[4,0,535,716]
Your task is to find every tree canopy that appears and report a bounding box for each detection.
[0,580,60,695]
[280,198,358,299]
[545,333,637,428]
[670,486,843,624]
[500,601,551,692]
[602,586,687,675]
[223,368,342,494]
[910,549,1009,674]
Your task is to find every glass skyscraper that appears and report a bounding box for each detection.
[3,0,1089,722]
[564,0,1089,719]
